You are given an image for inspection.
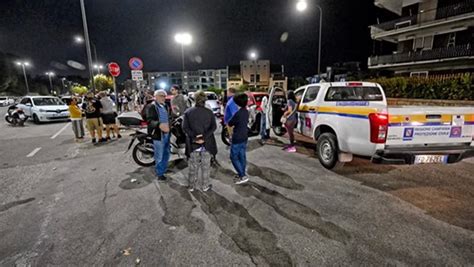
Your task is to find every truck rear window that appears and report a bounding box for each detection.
[325,86,383,102]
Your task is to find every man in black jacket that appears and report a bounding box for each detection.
[183,90,217,192]
[146,90,171,181]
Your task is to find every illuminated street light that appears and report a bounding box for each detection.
[45,72,55,94]
[93,64,103,75]
[174,32,193,90]
[296,0,323,75]
[15,61,31,95]
[159,82,167,89]
[296,0,308,12]
[248,50,258,89]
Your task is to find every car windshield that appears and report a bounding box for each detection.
[206,94,217,100]
[33,98,64,106]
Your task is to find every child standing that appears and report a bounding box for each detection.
[67,97,85,141]
[228,93,250,185]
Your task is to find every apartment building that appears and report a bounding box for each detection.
[146,69,228,92]
[227,60,288,91]
[369,0,474,76]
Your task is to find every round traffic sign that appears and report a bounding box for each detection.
[128,57,144,70]
[108,62,121,77]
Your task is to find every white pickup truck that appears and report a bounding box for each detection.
[268,82,474,169]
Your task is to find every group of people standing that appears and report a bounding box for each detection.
[66,91,121,143]
[146,87,251,192]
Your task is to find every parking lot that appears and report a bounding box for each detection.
[1,105,473,265]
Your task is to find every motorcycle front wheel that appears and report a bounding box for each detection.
[132,143,155,167]
[221,126,231,146]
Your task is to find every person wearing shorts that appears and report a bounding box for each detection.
[99,91,121,140]
[82,92,105,144]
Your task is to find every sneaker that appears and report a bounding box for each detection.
[188,187,195,192]
[157,175,167,182]
[92,138,97,144]
[235,176,249,185]
[106,136,111,141]
[99,138,107,143]
[203,184,212,192]
[282,144,290,150]
[285,146,297,153]
[117,134,122,139]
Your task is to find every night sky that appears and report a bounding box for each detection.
[0,0,380,79]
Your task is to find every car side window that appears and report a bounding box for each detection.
[302,86,320,103]
[20,98,29,104]
[295,89,305,104]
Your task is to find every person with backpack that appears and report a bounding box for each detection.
[146,90,171,181]
[182,90,217,192]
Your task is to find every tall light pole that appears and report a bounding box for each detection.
[297,0,323,75]
[61,78,67,95]
[45,72,55,94]
[74,35,98,67]
[93,64,103,76]
[15,61,30,95]
[249,50,258,90]
[79,0,96,92]
[174,32,193,91]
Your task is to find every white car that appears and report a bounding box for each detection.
[268,82,474,169]
[0,96,15,106]
[17,96,70,124]
[204,92,221,116]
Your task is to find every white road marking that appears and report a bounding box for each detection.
[50,122,70,139]
[26,147,42,158]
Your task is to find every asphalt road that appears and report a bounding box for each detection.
[0,106,473,266]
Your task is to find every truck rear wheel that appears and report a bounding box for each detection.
[317,133,344,170]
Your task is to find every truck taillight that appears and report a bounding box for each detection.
[369,113,388,144]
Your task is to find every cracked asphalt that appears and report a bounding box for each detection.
[0,106,473,266]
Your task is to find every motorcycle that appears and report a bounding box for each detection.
[220,104,261,146]
[5,104,27,127]
[118,111,186,167]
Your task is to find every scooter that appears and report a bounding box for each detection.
[118,111,186,167]
[5,104,27,126]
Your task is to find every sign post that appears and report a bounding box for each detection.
[108,62,121,108]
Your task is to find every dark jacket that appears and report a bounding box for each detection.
[146,103,163,140]
[182,106,217,157]
[229,108,249,144]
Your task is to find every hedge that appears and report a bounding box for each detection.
[370,73,474,100]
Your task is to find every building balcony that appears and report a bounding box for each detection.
[371,1,474,42]
[368,44,474,70]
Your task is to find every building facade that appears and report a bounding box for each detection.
[369,0,474,76]
[227,60,288,91]
[146,68,228,92]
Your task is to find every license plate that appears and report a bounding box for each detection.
[414,155,448,164]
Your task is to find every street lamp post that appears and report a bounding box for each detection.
[79,0,96,92]
[16,61,30,95]
[61,78,67,95]
[249,51,258,90]
[174,32,193,90]
[297,0,323,75]
[45,72,55,94]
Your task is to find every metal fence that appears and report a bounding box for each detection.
[369,44,473,66]
[372,0,474,32]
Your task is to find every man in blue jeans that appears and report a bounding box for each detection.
[146,90,171,181]
[228,93,249,185]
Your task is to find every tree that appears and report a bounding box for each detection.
[238,84,249,93]
[289,76,308,90]
[71,85,88,95]
[207,86,224,96]
[93,74,114,92]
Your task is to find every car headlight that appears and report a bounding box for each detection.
[39,109,46,112]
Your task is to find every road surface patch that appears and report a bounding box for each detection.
[247,163,304,190]
[0,197,35,212]
[26,147,41,158]
[50,122,70,139]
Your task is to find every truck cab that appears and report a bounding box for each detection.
[269,82,474,169]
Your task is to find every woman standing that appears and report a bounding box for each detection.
[282,90,299,153]
[99,91,121,140]
[67,97,85,141]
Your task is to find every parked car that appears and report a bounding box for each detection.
[0,96,15,107]
[268,82,474,169]
[247,92,268,112]
[16,96,70,124]
[188,91,221,116]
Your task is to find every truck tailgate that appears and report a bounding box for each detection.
[386,106,474,146]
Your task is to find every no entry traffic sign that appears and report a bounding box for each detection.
[108,62,121,77]
[129,57,144,70]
